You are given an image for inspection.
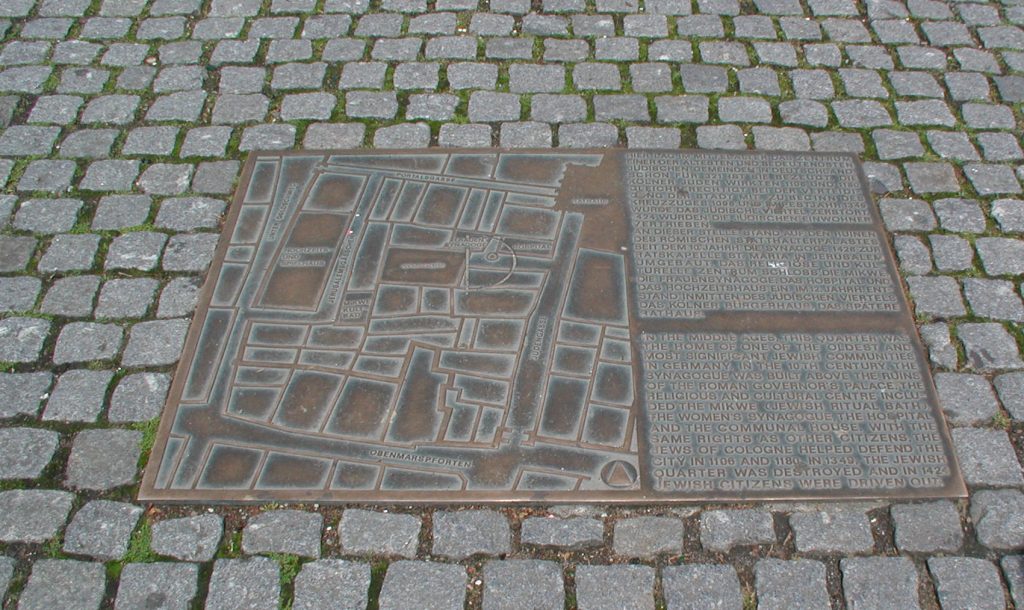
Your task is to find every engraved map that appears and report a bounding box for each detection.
[140,150,965,502]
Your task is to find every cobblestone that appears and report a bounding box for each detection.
[662,564,742,610]
[243,510,323,558]
[63,500,143,560]
[115,563,199,610]
[0,427,59,480]
[152,513,225,562]
[19,560,106,610]
[890,501,963,553]
[613,516,683,557]
[379,561,466,610]
[841,557,920,610]
[522,516,603,549]
[207,558,280,610]
[483,560,563,610]
[953,428,1024,487]
[66,428,141,490]
[700,509,775,552]
[432,510,510,559]
[575,565,654,610]
[754,559,830,610]
[340,509,421,557]
[972,489,1024,549]
[0,489,74,543]
[790,509,874,553]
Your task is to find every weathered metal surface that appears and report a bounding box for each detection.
[139,150,966,503]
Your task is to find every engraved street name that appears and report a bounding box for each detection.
[140,150,965,503]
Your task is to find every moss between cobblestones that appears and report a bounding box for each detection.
[365,559,389,610]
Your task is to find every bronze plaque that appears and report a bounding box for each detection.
[140,150,966,503]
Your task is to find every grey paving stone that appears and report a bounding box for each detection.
[929,235,973,272]
[841,557,920,610]
[53,322,123,365]
[946,73,990,102]
[19,560,105,610]
[904,162,960,194]
[38,233,100,273]
[679,64,729,93]
[240,124,296,151]
[717,96,772,123]
[0,556,11,600]
[754,559,829,610]
[0,489,74,542]
[935,372,999,426]
[0,427,58,480]
[162,233,219,273]
[649,40,694,61]
[210,94,268,124]
[281,92,337,121]
[752,126,810,151]
[438,123,491,148]
[965,278,1024,322]
[0,235,36,272]
[0,125,59,156]
[154,197,225,231]
[379,561,466,610]
[997,373,1024,421]
[340,509,420,557]
[700,509,775,552]
[0,317,50,363]
[790,509,874,553]
[271,62,326,91]
[613,516,683,557]
[66,428,141,491]
[991,199,1024,233]
[41,276,99,318]
[152,513,224,562]
[978,133,1024,162]
[207,558,280,610]
[976,238,1024,276]
[0,66,52,94]
[243,510,323,559]
[631,63,674,93]
[345,91,398,120]
[304,123,366,149]
[108,372,170,423]
[123,126,179,156]
[403,93,457,121]
[483,560,563,610]
[928,131,980,162]
[878,198,936,232]
[0,276,41,312]
[596,38,640,61]
[446,63,497,91]
[575,565,654,610]
[509,64,564,94]
[522,516,603,549]
[95,278,160,319]
[573,63,622,91]
[558,123,619,148]
[960,323,1024,371]
[106,232,167,271]
[893,236,931,275]
[432,510,510,559]
[371,38,422,61]
[294,560,370,610]
[79,159,140,192]
[965,163,1022,195]
[114,65,157,90]
[424,36,476,60]
[121,318,189,367]
[192,161,240,195]
[544,39,589,62]
[656,95,709,124]
[832,100,892,127]
[953,428,1024,487]
[82,94,140,124]
[933,198,986,233]
[373,123,432,148]
[595,95,649,121]
[64,500,143,560]
[928,557,1004,610]
[696,125,746,150]
[890,501,962,553]
[973,490,1024,550]
[662,564,742,610]
[138,164,193,196]
[115,562,198,610]
[906,276,966,318]
[1003,556,1024,609]
[622,124,679,147]
[874,130,924,160]
[15,198,82,234]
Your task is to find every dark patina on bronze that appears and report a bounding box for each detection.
[139,150,967,503]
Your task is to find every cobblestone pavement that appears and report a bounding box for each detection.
[0,0,1024,607]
